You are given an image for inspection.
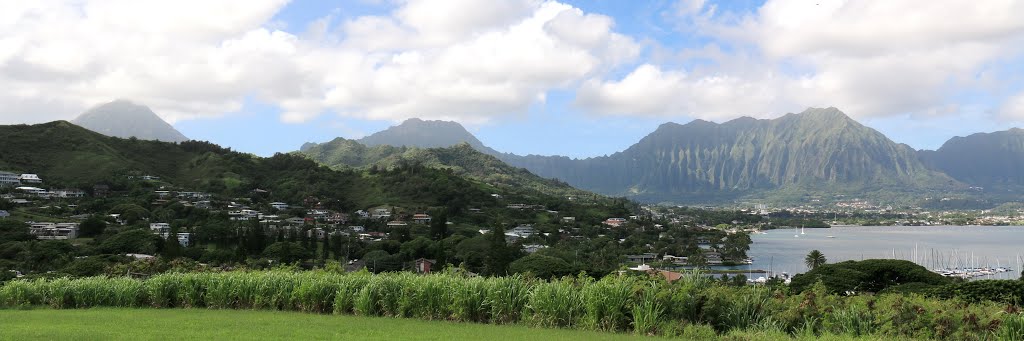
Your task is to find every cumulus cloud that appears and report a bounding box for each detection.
[578,0,1024,120]
[0,0,639,125]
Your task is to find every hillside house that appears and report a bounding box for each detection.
[0,171,20,186]
[412,213,431,224]
[270,202,289,210]
[414,258,436,274]
[387,221,408,228]
[149,223,172,236]
[51,189,86,198]
[0,210,9,219]
[625,253,658,264]
[326,213,349,224]
[372,208,392,220]
[562,216,576,223]
[603,218,627,227]
[16,187,46,196]
[29,222,79,240]
[509,225,536,238]
[19,174,42,184]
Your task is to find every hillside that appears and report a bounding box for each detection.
[72,100,189,142]
[498,108,958,203]
[920,128,1024,187]
[298,138,601,200]
[0,121,523,211]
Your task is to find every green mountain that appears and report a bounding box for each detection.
[0,121,534,211]
[72,100,189,142]
[919,128,1024,187]
[298,137,599,200]
[502,108,956,202]
[354,118,502,156]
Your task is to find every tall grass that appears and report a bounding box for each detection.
[0,270,1016,339]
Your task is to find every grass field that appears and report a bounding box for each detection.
[0,308,662,340]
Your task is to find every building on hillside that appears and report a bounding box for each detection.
[15,187,46,196]
[174,233,191,247]
[386,221,408,228]
[414,258,436,274]
[0,210,9,219]
[177,192,211,200]
[372,208,392,220]
[149,223,172,237]
[412,213,432,224]
[509,225,536,238]
[51,189,86,198]
[0,171,20,186]
[93,184,110,197]
[19,174,42,184]
[270,202,289,210]
[603,218,627,227]
[29,222,79,240]
[561,216,576,223]
[522,244,548,254]
[625,253,658,264]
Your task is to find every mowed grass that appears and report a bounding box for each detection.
[0,308,660,341]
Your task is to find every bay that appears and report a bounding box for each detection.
[734,225,1024,280]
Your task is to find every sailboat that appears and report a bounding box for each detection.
[794,227,799,238]
[800,226,805,235]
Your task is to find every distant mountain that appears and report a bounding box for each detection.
[920,128,1024,187]
[72,100,189,142]
[500,108,956,202]
[298,137,599,199]
[355,118,501,155]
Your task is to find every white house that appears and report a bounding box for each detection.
[0,171,20,186]
[174,233,191,247]
[412,213,432,224]
[29,222,79,240]
[149,223,172,236]
[0,210,9,219]
[270,202,289,210]
[371,208,392,219]
[15,187,46,196]
[51,189,86,198]
[19,174,42,184]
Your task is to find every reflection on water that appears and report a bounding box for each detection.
[736,226,1023,279]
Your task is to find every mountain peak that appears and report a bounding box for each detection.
[72,100,189,142]
[356,118,501,156]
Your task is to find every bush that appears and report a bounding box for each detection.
[932,279,1024,305]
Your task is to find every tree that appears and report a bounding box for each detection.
[805,250,827,270]
[262,242,311,264]
[509,254,573,279]
[161,226,183,259]
[79,215,108,238]
[430,212,448,241]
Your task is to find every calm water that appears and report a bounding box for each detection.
[735,226,1024,279]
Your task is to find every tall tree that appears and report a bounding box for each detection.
[161,226,182,259]
[805,250,827,270]
[430,212,448,241]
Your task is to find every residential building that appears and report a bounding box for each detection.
[0,171,20,186]
[29,222,79,240]
[326,213,349,224]
[0,210,9,219]
[149,223,172,236]
[175,233,192,247]
[51,189,86,198]
[372,208,392,220]
[625,253,658,264]
[522,244,548,254]
[561,216,576,223]
[412,213,431,224]
[15,187,46,196]
[603,218,627,227]
[19,174,42,184]
[270,202,289,210]
[509,225,536,238]
[414,258,436,274]
[386,221,408,228]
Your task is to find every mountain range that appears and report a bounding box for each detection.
[72,100,189,142]
[300,108,1024,205]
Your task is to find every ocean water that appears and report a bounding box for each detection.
[738,226,1024,279]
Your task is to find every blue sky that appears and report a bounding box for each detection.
[4,1,1024,157]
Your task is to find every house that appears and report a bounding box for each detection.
[285,217,306,226]
[177,192,211,200]
[412,213,431,224]
[603,218,627,227]
[15,187,46,196]
[372,208,392,220]
[269,202,289,210]
[625,253,658,264]
[348,226,365,233]
[522,244,548,254]
[326,213,349,224]
[141,175,160,181]
[19,174,42,184]
[228,209,260,221]
[0,171,20,186]
[154,190,171,198]
[0,210,9,219]
[386,221,408,228]
[509,225,536,238]
[561,216,576,223]
[29,222,79,240]
[174,233,192,247]
[355,210,369,218]
[51,189,86,198]
[92,184,110,197]
[414,258,436,274]
[149,223,172,237]
[506,204,527,209]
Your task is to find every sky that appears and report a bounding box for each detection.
[2,0,1024,158]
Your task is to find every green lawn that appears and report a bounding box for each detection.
[0,308,661,340]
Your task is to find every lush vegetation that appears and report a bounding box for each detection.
[0,308,656,341]
[790,259,953,294]
[2,270,1022,339]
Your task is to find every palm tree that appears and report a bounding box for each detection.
[805,250,827,269]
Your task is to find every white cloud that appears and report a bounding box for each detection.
[579,0,1024,121]
[999,92,1024,120]
[0,0,640,125]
